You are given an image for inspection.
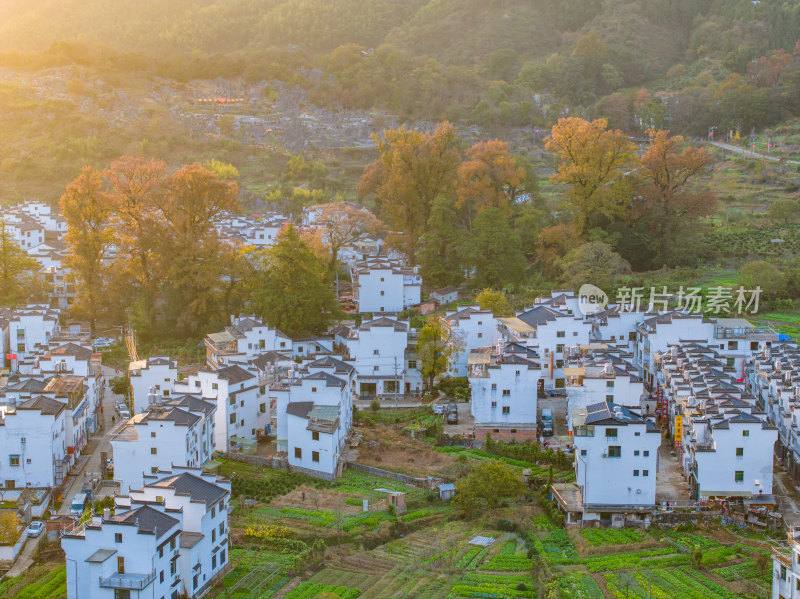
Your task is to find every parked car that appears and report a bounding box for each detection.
[447,403,458,412]
[432,405,445,414]
[119,408,131,420]
[115,402,126,414]
[26,520,44,537]
[93,337,115,349]
[446,410,459,425]
[70,493,88,516]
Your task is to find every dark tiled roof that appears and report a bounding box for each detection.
[308,356,355,375]
[167,395,215,416]
[140,407,200,427]
[108,505,178,538]
[585,400,645,426]
[147,472,228,507]
[516,306,565,328]
[217,365,256,384]
[286,401,314,419]
[17,395,66,416]
[303,371,346,388]
[48,343,93,360]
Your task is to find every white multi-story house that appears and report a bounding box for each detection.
[273,356,356,478]
[468,341,542,441]
[44,375,92,468]
[498,304,592,390]
[589,306,645,350]
[335,317,408,398]
[351,258,421,314]
[444,307,499,377]
[129,356,178,414]
[6,304,61,361]
[174,364,267,452]
[0,396,67,489]
[571,400,660,508]
[204,315,291,369]
[565,351,647,429]
[62,468,231,599]
[124,469,231,597]
[111,396,216,493]
[772,529,800,599]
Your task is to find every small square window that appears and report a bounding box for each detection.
[151,432,156,438]
[742,430,749,437]
[115,533,122,543]
[556,331,565,338]
[606,380,614,387]
[502,389,510,396]
[491,401,497,408]
[634,450,640,456]
[294,447,302,459]
[643,450,649,457]
[605,428,618,438]
[634,432,640,437]
[150,447,157,455]
[312,431,319,441]
[643,470,649,476]
[9,455,19,467]
[735,470,744,482]
[607,446,621,458]
[380,291,385,296]
[633,470,639,476]
[312,451,320,463]
[502,406,510,414]
[580,449,587,456]
[736,447,743,457]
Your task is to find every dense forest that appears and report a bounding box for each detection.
[2,0,800,134]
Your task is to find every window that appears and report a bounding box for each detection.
[556,331,565,338]
[728,341,738,350]
[491,383,497,390]
[380,291,385,296]
[230,414,236,424]
[742,430,749,437]
[212,383,218,390]
[556,360,564,368]
[580,449,587,456]
[556,344,564,353]
[297,346,304,353]
[643,450,649,457]
[735,471,744,482]
[491,401,497,408]
[502,406,510,414]
[170,559,177,575]
[750,341,759,351]
[606,380,614,387]
[195,381,201,388]
[634,432,640,437]
[478,332,482,338]
[502,389,510,396]
[294,447,302,459]
[9,455,19,467]
[115,533,122,543]
[311,387,317,393]
[170,538,175,550]
[633,470,639,476]
[605,428,618,438]
[151,432,156,438]
[212,529,216,542]
[211,506,216,518]
[736,447,743,457]
[114,591,131,599]
[312,451,320,463]
[151,466,159,474]
[312,431,319,441]
[220,549,226,564]
[380,277,384,282]
[643,470,649,476]
[150,448,157,455]
[260,403,266,413]
[607,446,621,458]
[117,556,125,574]
[634,450,640,456]
[219,522,225,536]
[373,349,379,355]
[605,395,614,402]
[408,360,416,369]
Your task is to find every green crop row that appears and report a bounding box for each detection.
[580,527,645,546]
[284,583,361,599]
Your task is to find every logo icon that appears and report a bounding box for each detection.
[578,284,608,316]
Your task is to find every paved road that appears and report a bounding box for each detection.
[7,535,40,577]
[709,140,800,165]
[57,366,124,516]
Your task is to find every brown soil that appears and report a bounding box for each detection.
[355,426,464,478]
[274,484,364,514]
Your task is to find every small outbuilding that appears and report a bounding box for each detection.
[438,482,456,501]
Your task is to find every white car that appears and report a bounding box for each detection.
[26,521,44,537]
[432,405,445,414]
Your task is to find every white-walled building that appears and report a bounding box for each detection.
[273,356,356,478]
[772,529,800,599]
[468,341,542,441]
[111,396,216,493]
[0,396,67,489]
[351,258,421,314]
[174,365,267,452]
[204,316,291,369]
[62,470,230,599]
[445,307,500,377]
[6,305,61,360]
[498,304,592,390]
[572,400,660,508]
[129,356,178,414]
[335,317,408,398]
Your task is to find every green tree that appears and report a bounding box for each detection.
[471,208,526,288]
[556,242,630,290]
[251,225,340,337]
[475,288,513,317]
[0,222,40,306]
[60,166,112,333]
[738,260,784,300]
[453,460,525,516]
[417,196,469,288]
[203,159,239,180]
[417,316,464,390]
[769,198,800,224]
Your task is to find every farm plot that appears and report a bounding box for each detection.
[1,565,66,599]
[605,566,743,599]
[482,540,531,572]
[284,582,362,599]
[580,527,645,546]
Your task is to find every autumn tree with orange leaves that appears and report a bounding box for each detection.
[60,166,113,333]
[312,202,384,273]
[358,122,460,262]
[546,117,637,236]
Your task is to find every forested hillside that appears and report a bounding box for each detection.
[2,0,800,135]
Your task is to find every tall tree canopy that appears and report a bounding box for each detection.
[251,225,340,337]
[546,117,637,236]
[358,122,460,261]
[60,166,112,332]
[0,223,40,307]
[312,202,384,273]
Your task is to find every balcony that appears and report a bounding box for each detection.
[99,571,156,590]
